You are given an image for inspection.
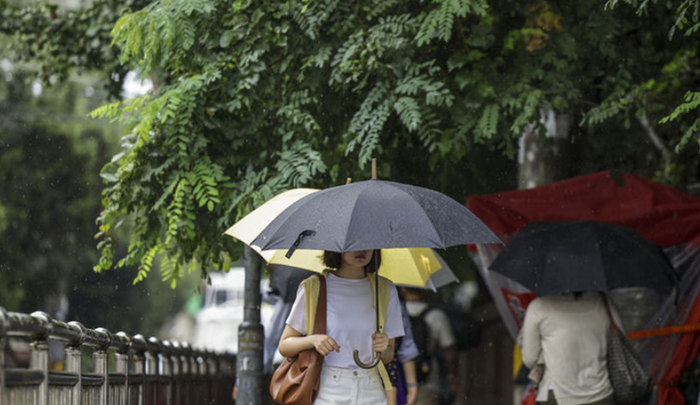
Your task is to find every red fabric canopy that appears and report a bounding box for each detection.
[467,171,700,247]
[467,170,700,405]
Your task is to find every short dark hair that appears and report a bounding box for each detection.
[366,249,381,273]
[322,250,382,272]
[323,251,342,269]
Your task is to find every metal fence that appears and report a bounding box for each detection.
[0,307,236,405]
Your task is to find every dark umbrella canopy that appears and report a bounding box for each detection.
[270,266,316,303]
[489,221,677,296]
[252,179,501,369]
[251,179,502,255]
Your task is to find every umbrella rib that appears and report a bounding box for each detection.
[401,187,446,248]
[253,201,310,251]
[341,187,366,252]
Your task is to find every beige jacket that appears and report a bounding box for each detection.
[520,293,622,405]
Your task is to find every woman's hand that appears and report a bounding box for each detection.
[372,333,389,354]
[311,334,340,356]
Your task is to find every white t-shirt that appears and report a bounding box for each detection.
[286,273,405,369]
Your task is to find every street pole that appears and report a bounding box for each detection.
[236,245,264,404]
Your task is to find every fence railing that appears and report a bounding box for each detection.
[0,307,236,405]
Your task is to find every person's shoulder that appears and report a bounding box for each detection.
[300,273,321,285]
[424,305,450,323]
[526,297,548,312]
[298,274,322,295]
[423,307,452,335]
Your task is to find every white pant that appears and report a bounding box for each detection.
[314,365,387,405]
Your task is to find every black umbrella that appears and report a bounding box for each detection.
[270,265,316,303]
[249,178,501,368]
[251,179,502,255]
[489,221,677,297]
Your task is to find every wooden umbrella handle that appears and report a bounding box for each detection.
[353,350,381,369]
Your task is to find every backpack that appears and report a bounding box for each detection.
[409,307,433,384]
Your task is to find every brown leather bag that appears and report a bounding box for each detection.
[269,275,326,405]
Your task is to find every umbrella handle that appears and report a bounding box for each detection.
[353,350,381,369]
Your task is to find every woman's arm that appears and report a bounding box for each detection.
[520,302,542,369]
[386,387,397,405]
[385,358,399,405]
[402,358,418,405]
[278,324,340,358]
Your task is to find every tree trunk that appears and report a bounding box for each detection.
[518,109,572,189]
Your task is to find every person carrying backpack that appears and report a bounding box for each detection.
[402,288,459,405]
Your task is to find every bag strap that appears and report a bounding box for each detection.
[600,293,620,335]
[312,275,326,335]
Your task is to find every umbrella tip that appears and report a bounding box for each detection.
[371,158,377,180]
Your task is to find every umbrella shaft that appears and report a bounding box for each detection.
[375,254,379,332]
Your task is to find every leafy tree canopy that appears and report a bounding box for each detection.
[0,58,196,335]
[2,0,699,284]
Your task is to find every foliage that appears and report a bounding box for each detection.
[582,0,700,171]
[0,0,151,98]
[0,62,192,335]
[3,0,699,284]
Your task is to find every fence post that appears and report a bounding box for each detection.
[205,353,217,404]
[177,342,191,405]
[161,340,173,405]
[198,353,208,404]
[171,342,179,405]
[210,355,220,404]
[114,332,131,405]
[188,346,199,405]
[146,337,160,405]
[94,328,112,405]
[132,334,147,405]
[225,354,236,403]
[65,321,86,405]
[30,312,52,405]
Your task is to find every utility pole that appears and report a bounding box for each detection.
[236,245,264,404]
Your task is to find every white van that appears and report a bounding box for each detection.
[193,267,274,353]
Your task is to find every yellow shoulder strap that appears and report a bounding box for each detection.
[367,274,393,391]
[299,271,330,334]
[367,275,391,333]
[300,274,319,334]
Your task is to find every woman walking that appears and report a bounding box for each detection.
[278,249,405,404]
[520,291,624,405]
